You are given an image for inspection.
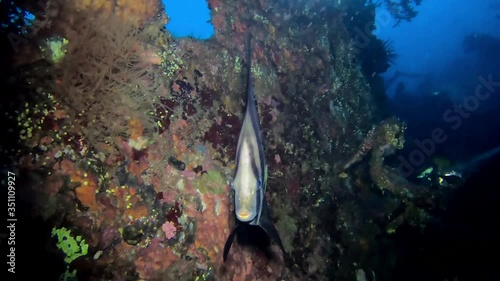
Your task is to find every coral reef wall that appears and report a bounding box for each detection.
[3,0,445,280]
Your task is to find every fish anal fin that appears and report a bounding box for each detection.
[259,199,287,256]
[260,218,286,255]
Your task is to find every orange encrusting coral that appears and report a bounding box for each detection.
[75,182,98,211]
[124,204,149,220]
[169,119,191,155]
[105,184,150,223]
[172,134,189,154]
[128,119,144,141]
[127,157,149,183]
[58,159,99,211]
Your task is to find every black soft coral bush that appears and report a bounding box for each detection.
[53,10,164,146]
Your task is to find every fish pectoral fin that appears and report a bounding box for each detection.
[223,224,240,262]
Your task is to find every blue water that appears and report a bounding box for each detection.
[375,0,499,97]
[163,0,214,39]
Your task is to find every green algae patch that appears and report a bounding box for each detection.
[195,169,226,194]
[52,227,89,264]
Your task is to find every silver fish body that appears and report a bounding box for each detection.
[223,34,286,262]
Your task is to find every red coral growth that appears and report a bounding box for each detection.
[127,156,149,184]
[100,226,121,249]
[232,255,254,281]
[211,12,226,31]
[165,201,183,229]
[124,203,149,221]
[190,191,229,261]
[134,238,179,279]
[203,112,240,156]
[104,184,151,223]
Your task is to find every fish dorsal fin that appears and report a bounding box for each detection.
[245,33,255,114]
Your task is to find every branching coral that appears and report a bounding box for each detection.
[51,11,166,147]
[18,0,170,150]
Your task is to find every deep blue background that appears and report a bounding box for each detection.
[163,0,500,100]
[163,0,214,39]
[375,0,500,98]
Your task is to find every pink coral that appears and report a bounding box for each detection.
[162,221,176,239]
